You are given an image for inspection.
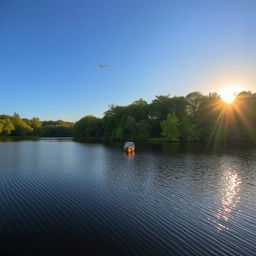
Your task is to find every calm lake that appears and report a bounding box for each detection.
[0,138,256,255]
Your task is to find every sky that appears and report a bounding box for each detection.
[0,0,255,121]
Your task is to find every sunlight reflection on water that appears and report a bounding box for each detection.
[215,169,241,231]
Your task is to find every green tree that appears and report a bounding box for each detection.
[30,118,42,130]
[74,115,103,139]
[136,120,150,140]
[186,91,205,116]
[149,95,172,120]
[195,93,222,141]
[179,117,198,141]
[115,126,124,140]
[0,122,3,134]
[124,116,136,139]
[161,113,180,141]
[12,113,33,136]
[0,118,15,135]
[42,125,73,137]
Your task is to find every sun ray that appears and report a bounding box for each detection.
[220,87,237,104]
[206,89,254,146]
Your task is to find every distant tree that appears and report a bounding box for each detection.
[170,96,187,120]
[30,118,42,130]
[136,120,150,140]
[103,105,127,140]
[186,91,205,116]
[115,126,124,140]
[42,125,73,137]
[42,120,73,127]
[74,115,103,139]
[42,120,56,126]
[161,113,180,141]
[0,118,15,135]
[179,117,198,141]
[22,118,32,127]
[2,89,255,143]
[12,113,33,136]
[195,93,223,141]
[127,99,148,121]
[149,95,172,120]
[124,116,136,139]
[0,122,3,134]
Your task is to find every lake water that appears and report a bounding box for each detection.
[0,138,256,255]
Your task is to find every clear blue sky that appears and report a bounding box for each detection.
[0,0,255,121]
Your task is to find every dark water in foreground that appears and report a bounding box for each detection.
[0,138,256,255]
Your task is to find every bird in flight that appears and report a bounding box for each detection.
[98,64,108,69]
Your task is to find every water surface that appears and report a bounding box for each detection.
[0,139,256,255]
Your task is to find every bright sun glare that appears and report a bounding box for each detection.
[220,87,240,103]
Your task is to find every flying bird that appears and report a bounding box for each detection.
[98,64,108,69]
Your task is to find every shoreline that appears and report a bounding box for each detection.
[0,136,255,146]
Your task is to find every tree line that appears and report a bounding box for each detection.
[1,91,256,143]
[74,91,256,143]
[0,113,74,137]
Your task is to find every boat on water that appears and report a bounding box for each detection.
[123,142,135,153]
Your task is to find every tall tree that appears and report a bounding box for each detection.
[186,91,205,117]
[12,113,33,136]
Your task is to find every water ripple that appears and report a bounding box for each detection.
[0,140,256,255]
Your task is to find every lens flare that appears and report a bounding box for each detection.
[220,87,238,103]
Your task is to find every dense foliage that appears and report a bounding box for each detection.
[74,91,256,143]
[2,91,256,142]
[0,113,74,137]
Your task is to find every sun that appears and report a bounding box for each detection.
[220,87,238,104]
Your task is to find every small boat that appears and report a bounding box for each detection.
[123,141,135,153]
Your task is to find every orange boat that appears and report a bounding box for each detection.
[123,142,135,153]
